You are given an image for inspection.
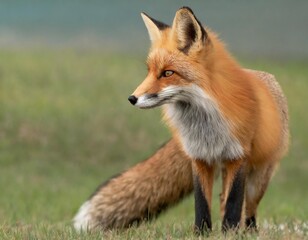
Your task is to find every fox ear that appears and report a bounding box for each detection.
[172,7,207,53]
[141,12,169,43]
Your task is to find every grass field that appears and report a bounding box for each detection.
[0,49,307,239]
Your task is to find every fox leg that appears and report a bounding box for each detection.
[219,166,228,219]
[245,163,276,230]
[221,160,246,232]
[192,160,215,234]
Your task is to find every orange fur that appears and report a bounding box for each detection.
[130,7,289,232]
[74,7,289,233]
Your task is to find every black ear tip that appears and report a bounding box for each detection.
[179,6,194,14]
[141,12,170,30]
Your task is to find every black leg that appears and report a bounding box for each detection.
[245,215,257,230]
[194,175,212,234]
[222,166,246,232]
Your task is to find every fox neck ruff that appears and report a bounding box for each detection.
[164,84,244,164]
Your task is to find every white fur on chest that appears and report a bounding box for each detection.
[164,85,244,164]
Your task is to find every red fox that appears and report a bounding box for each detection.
[74,7,289,233]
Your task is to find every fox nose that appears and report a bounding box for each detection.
[128,95,138,105]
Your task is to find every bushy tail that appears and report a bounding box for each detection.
[73,139,193,231]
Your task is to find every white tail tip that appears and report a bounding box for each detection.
[73,200,92,231]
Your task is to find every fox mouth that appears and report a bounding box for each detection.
[136,94,174,109]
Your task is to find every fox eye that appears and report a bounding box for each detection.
[162,70,174,78]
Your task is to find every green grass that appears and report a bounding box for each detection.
[0,49,307,239]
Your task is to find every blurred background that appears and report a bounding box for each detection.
[0,1,307,238]
[1,0,308,58]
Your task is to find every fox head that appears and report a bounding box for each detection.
[128,7,216,109]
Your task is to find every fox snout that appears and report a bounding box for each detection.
[128,95,138,105]
[128,93,163,109]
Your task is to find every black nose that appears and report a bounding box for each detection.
[128,95,138,105]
